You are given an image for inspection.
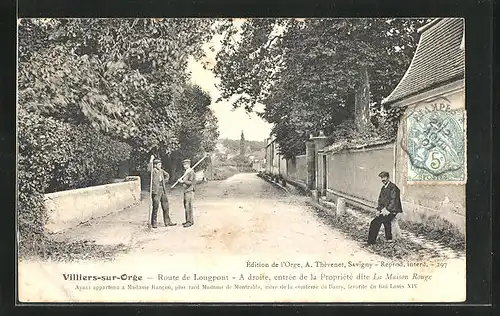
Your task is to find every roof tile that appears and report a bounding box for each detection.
[382,18,465,105]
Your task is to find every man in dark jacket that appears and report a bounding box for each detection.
[151,159,176,228]
[367,171,403,244]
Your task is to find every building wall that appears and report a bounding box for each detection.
[325,144,395,206]
[394,87,465,232]
[252,161,263,171]
[264,139,283,176]
[265,141,273,173]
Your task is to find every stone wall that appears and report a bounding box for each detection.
[295,155,307,184]
[43,176,141,233]
[325,143,395,205]
[286,155,307,184]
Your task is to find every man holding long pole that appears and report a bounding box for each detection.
[170,154,208,228]
[178,158,197,228]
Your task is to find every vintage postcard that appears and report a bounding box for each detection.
[17,17,466,303]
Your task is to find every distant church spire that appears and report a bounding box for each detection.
[240,130,246,156]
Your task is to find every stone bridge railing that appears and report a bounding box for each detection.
[43,176,141,233]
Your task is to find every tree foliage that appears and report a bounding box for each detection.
[167,84,219,175]
[17,108,132,249]
[19,18,214,158]
[214,18,429,158]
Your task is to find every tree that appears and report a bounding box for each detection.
[166,84,219,177]
[18,18,215,163]
[214,18,429,158]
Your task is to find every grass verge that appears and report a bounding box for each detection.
[345,204,465,253]
[309,205,440,260]
[212,165,240,180]
[19,234,130,262]
[398,215,465,252]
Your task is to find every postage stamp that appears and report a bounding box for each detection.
[404,98,466,183]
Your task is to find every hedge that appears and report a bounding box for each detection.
[18,109,132,257]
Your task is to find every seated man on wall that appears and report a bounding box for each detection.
[367,171,403,245]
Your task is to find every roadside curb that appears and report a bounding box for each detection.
[306,199,333,215]
[256,173,289,194]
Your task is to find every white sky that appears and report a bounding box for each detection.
[186,21,273,142]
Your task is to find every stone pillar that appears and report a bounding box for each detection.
[311,131,329,195]
[305,139,316,190]
[336,197,346,216]
[277,153,281,178]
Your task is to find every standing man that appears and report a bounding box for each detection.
[151,159,176,228]
[178,159,196,228]
[367,171,403,244]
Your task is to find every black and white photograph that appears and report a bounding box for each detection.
[16,17,466,302]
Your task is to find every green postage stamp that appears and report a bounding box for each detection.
[405,101,466,183]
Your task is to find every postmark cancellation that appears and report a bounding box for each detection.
[404,97,466,183]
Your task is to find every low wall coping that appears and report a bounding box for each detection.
[44,176,141,199]
[285,178,307,190]
[44,176,141,233]
[321,140,394,155]
[326,188,377,209]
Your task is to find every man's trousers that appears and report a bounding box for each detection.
[151,191,172,227]
[183,191,194,224]
[367,213,396,244]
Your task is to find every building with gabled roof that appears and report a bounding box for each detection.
[385,18,466,232]
[383,18,465,107]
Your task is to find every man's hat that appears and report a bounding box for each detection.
[378,171,389,178]
[182,159,191,164]
[153,159,162,164]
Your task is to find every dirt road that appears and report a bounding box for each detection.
[40,173,381,258]
[18,173,465,303]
